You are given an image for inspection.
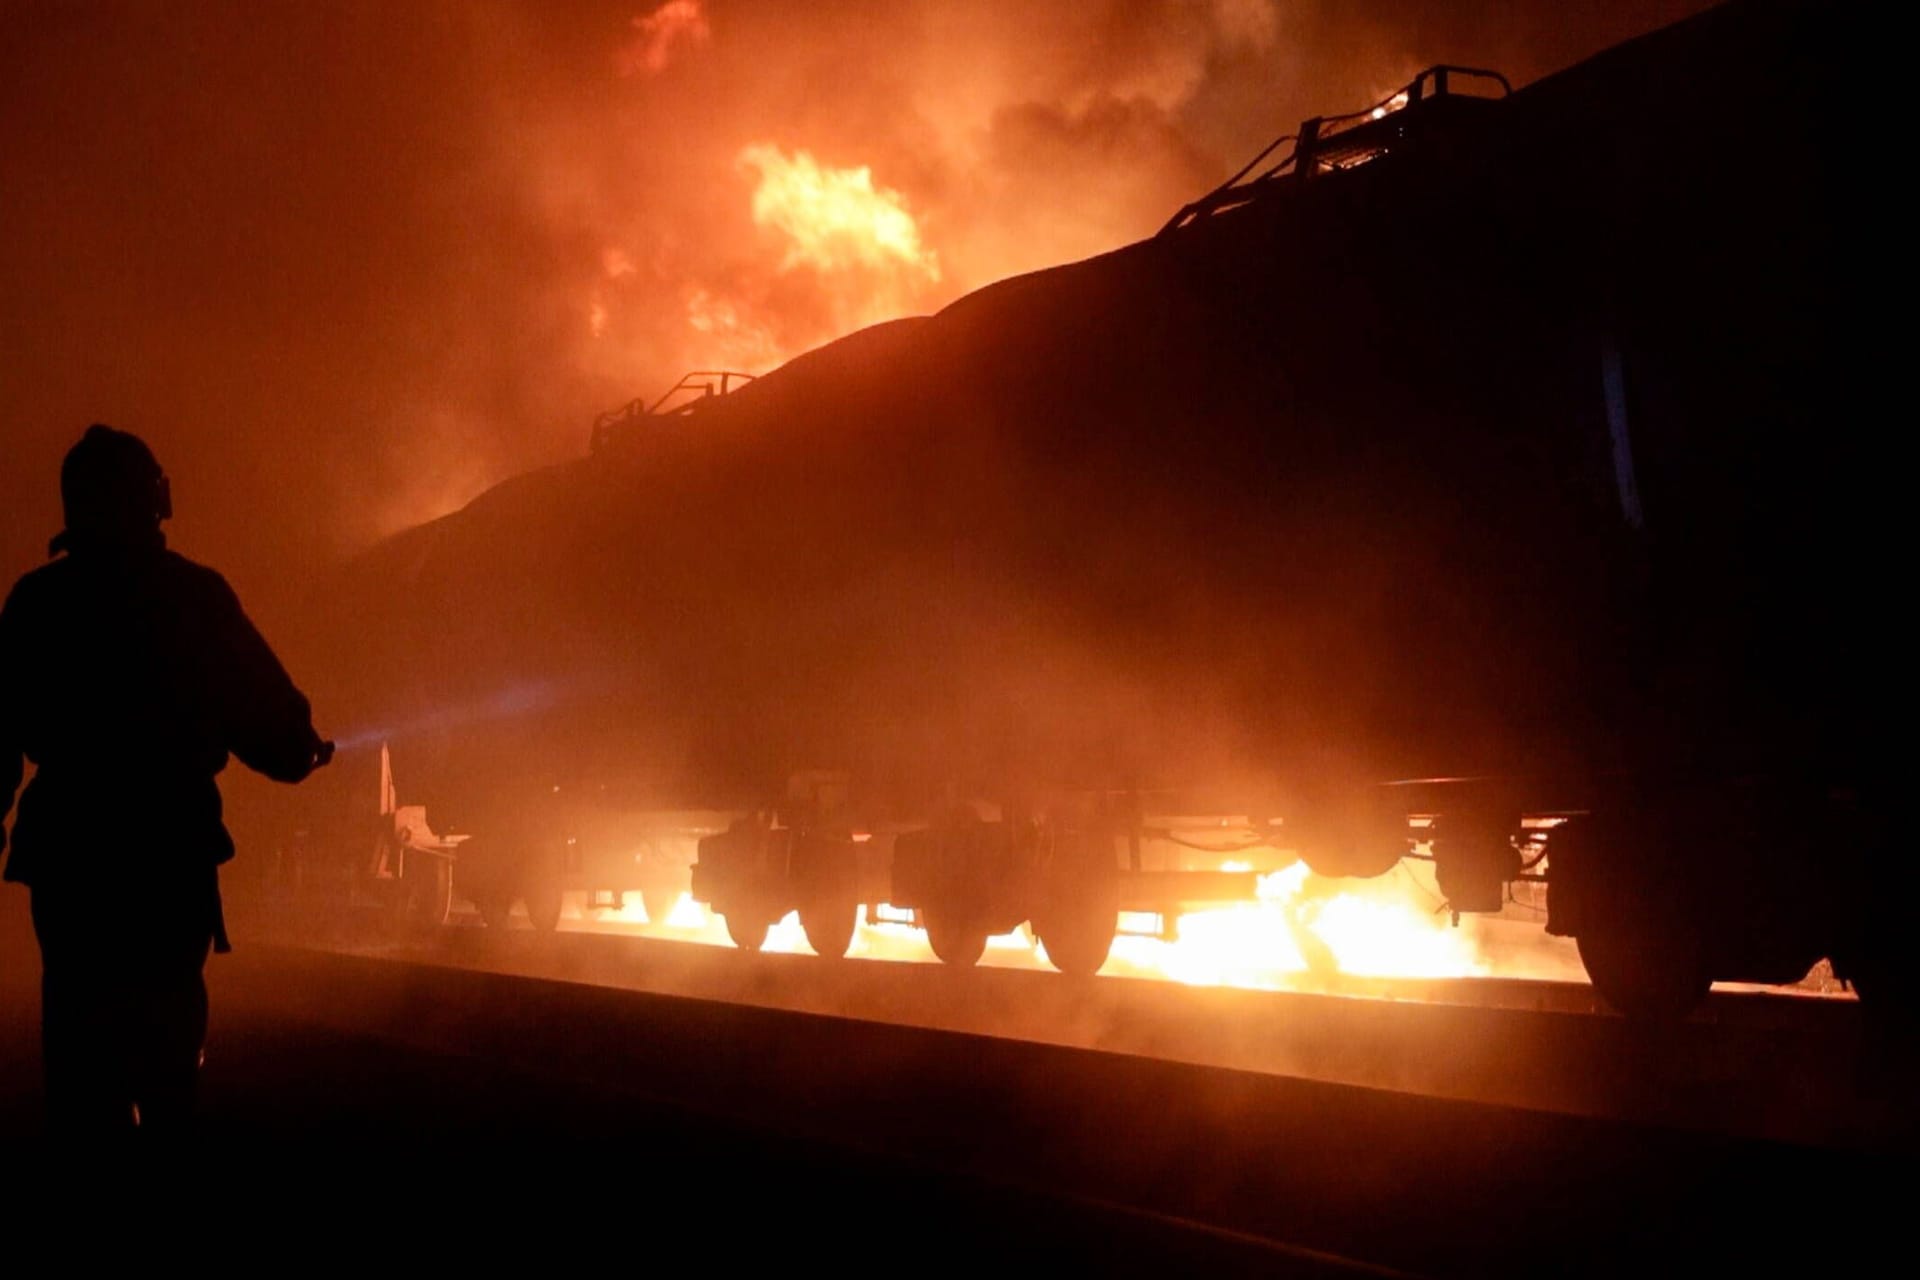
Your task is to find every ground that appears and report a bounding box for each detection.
[0,887,1900,1273]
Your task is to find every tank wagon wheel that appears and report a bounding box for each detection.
[1838,891,1919,1035]
[378,836,449,938]
[1576,921,1710,1022]
[800,900,858,959]
[893,822,990,967]
[923,908,989,968]
[1031,824,1118,977]
[1554,810,1710,1020]
[791,825,860,958]
[400,855,454,933]
[1033,818,1119,977]
[1843,949,1920,1034]
[1036,906,1116,977]
[642,885,682,926]
[1830,804,1916,1034]
[477,894,516,932]
[723,906,775,952]
[525,882,564,933]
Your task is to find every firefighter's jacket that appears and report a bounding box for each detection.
[0,533,319,890]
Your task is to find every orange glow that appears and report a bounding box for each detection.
[624,145,947,376]
[1107,862,1492,988]
[549,856,1587,988]
[681,285,786,371]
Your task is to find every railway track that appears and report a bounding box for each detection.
[264,911,1895,1151]
[221,939,1894,1274]
[1,872,1896,1273]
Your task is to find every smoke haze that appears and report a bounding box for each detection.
[1,0,1714,625]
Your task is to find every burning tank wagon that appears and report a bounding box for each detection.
[308,0,1896,1019]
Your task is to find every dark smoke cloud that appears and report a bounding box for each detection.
[0,0,1715,628]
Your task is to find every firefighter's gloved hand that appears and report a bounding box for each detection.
[313,737,336,769]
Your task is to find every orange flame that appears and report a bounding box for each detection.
[633,146,944,372]
[1109,862,1490,988]
[738,145,940,283]
[552,845,1589,989]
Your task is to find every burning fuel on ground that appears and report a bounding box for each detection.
[552,860,1584,990]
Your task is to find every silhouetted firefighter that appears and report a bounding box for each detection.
[0,425,332,1133]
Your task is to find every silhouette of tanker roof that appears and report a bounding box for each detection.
[503,12,1782,485]
[319,0,1849,791]
[346,0,1824,575]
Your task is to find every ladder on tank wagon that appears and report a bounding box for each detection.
[1160,64,1511,235]
[589,370,758,455]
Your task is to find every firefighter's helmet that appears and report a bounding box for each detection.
[53,423,171,554]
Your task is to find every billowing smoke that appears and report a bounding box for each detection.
[560,0,1280,463]
[0,0,1716,616]
[616,0,712,77]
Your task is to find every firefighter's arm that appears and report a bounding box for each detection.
[0,586,23,853]
[211,577,331,783]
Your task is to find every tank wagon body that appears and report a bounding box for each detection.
[311,1,1897,1017]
